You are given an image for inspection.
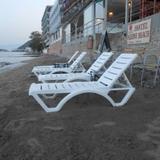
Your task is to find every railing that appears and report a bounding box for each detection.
[62,0,92,24]
[63,19,124,44]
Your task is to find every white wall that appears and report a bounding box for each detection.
[50,0,61,34]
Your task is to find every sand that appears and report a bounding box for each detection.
[0,54,160,160]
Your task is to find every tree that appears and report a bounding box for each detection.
[29,31,44,53]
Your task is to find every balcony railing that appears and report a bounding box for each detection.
[61,0,92,24]
[63,19,124,44]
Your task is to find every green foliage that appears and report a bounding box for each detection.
[29,31,44,53]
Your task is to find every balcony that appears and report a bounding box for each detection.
[61,0,92,24]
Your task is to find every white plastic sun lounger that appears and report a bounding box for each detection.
[32,52,87,77]
[32,51,79,74]
[38,51,113,83]
[29,53,137,112]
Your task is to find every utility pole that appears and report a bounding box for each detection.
[103,0,108,31]
[128,0,132,22]
[93,0,96,51]
[141,0,144,18]
[93,0,96,36]
[125,0,129,34]
[153,0,156,14]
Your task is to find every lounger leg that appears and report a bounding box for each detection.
[32,94,65,112]
[103,74,135,107]
[101,87,135,107]
[153,67,159,86]
[141,68,145,86]
[32,92,80,112]
[129,65,133,80]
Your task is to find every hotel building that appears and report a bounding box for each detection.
[41,5,52,48]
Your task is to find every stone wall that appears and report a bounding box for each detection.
[62,37,95,62]
[48,40,62,55]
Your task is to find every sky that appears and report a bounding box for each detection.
[0,0,55,50]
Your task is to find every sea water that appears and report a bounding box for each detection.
[0,51,36,73]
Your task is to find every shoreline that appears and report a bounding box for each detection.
[0,53,39,73]
[0,62,27,74]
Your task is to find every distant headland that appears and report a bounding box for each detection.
[0,49,9,52]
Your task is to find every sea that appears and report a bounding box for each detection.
[0,51,36,73]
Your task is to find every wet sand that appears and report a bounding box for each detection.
[0,54,160,160]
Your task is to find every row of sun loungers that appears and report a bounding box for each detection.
[29,51,137,112]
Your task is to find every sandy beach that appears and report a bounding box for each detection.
[0,54,160,160]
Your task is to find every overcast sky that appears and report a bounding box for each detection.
[0,0,55,50]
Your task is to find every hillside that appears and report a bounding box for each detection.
[17,40,31,50]
[0,49,9,52]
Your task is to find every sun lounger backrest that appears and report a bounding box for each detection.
[98,53,137,88]
[70,52,87,70]
[87,52,113,74]
[68,51,79,63]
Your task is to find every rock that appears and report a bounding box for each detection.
[0,62,12,68]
